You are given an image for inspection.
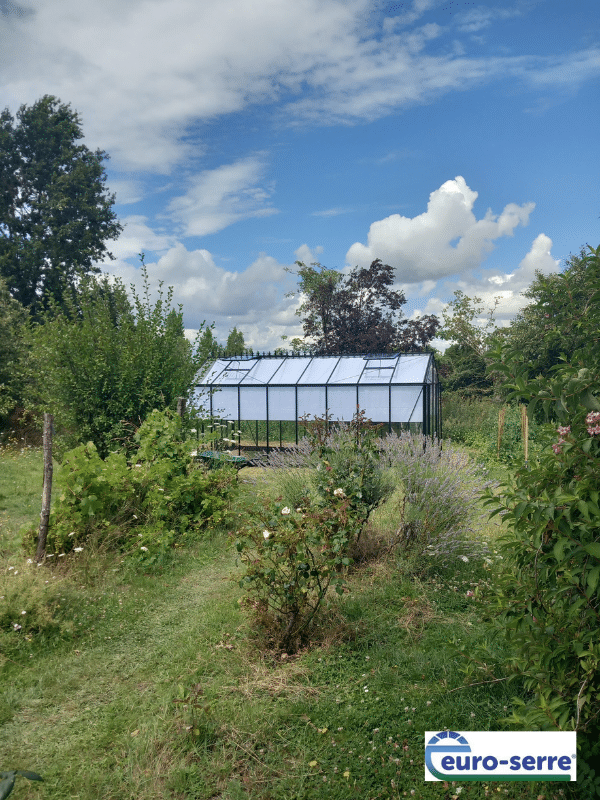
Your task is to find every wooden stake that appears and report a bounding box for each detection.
[36,413,53,563]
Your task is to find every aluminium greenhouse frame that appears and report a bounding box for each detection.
[193,352,441,453]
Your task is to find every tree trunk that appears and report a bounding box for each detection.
[36,413,53,563]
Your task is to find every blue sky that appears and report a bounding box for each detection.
[2,0,599,349]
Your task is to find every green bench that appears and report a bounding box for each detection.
[193,450,247,470]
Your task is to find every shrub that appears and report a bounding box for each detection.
[485,244,600,795]
[379,432,491,570]
[24,409,237,567]
[236,411,394,652]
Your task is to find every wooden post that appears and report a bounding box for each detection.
[36,413,53,563]
[177,397,186,419]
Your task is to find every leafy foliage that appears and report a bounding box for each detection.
[288,259,439,354]
[0,95,122,318]
[0,277,29,423]
[379,432,491,569]
[505,247,596,378]
[0,769,43,799]
[235,412,394,652]
[23,409,237,567]
[485,244,600,792]
[26,262,206,456]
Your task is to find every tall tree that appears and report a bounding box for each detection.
[26,266,207,456]
[0,277,29,423]
[288,259,439,354]
[504,248,596,377]
[0,95,122,317]
[224,326,245,356]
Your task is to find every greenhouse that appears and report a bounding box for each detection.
[193,352,441,452]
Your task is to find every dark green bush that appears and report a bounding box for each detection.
[24,409,237,566]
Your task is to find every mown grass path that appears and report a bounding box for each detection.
[1,542,250,799]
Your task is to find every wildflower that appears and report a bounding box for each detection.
[21,610,26,615]
[343,770,350,779]
[586,412,600,435]
[281,507,291,515]
[13,624,22,631]
[333,487,346,498]
[460,555,469,563]
[74,547,84,552]
[552,443,562,455]
[466,590,474,597]
[309,760,318,768]
[557,425,571,437]
[140,546,148,551]
[263,530,270,540]
[8,566,14,571]
[68,532,76,537]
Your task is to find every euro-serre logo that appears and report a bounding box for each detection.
[425,731,576,782]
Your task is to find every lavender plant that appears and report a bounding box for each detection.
[379,432,492,567]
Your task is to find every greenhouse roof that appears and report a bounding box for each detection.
[198,352,435,387]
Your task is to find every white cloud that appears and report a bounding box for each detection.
[430,232,561,334]
[293,244,324,264]
[3,0,599,174]
[106,243,300,349]
[108,215,176,261]
[346,176,534,281]
[163,156,278,237]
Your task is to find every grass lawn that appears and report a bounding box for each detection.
[0,447,570,800]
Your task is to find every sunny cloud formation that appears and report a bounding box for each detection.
[346,177,535,282]
[2,0,599,349]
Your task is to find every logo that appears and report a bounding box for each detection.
[425,731,576,782]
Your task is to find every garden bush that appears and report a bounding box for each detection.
[23,409,237,567]
[485,244,600,795]
[235,412,395,652]
[379,432,492,571]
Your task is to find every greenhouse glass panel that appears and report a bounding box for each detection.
[200,359,228,384]
[360,365,395,383]
[297,386,326,418]
[240,359,283,385]
[328,357,366,384]
[211,386,239,419]
[358,385,389,422]
[297,357,339,384]
[267,387,296,421]
[391,386,423,423]
[269,357,312,384]
[240,387,267,420]
[392,355,429,384]
[327,386,357,420]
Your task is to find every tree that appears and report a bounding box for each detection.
[438,290,501,395]
[224,326,245,356]
[485,245,600,786]
[288,259,439,354]
[197,326,222,365]
[26,265,207,456]
[0,277,29,423]
[504,247,596,377]
[439,290,499,357]
[0,95,123,317]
